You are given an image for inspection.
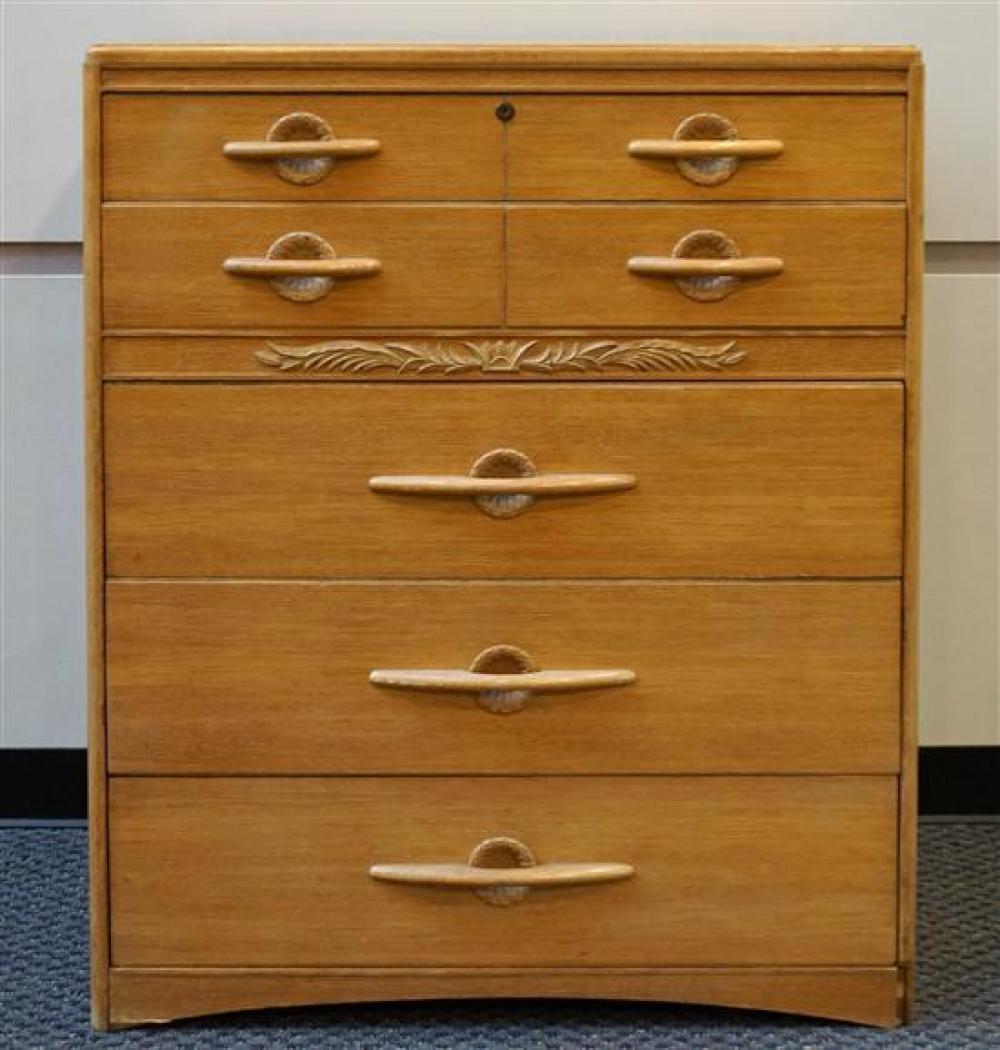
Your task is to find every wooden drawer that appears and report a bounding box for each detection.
[507,205,905,327]
[102,205,503,328]
[109,775,898,968]
[507,95,906,200]
[107,580,901,775]
[104,94,504,201]
[104,383,903,579]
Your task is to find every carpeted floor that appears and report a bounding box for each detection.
[1,822,997,1048]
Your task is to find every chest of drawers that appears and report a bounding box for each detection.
[85,45,923,1030]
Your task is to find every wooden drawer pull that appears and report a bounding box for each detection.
[223,257,381,279]
[370,667,636,694]
[369,473,636,497]
[629,228,783,303]
[223,231,380,304]
[628,138,783,160]
[371,643,635,715]
[222,111,380,186]
[371,447,635,519]
[370,836,634,906]
[223,138,382,160]
[369,860,635,890]
[628,112,783,187]
[628,256,784,278]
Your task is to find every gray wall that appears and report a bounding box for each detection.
[1,1,997,747]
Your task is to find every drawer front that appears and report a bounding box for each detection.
[508,95,906,200]
[104,94,504,201]
[107,580,901,775]
[102,205,504,328]
[103,333,906,382]
[507,205,905,327]
[104,383,903,579]
[109,775,898,967]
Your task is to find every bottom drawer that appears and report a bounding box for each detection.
[110,776,898,968]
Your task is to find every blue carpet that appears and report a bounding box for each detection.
[1,823,997,1047]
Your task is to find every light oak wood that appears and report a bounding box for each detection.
[221,256,381,279]
[100,68,909,94]
[368,667,637,695]
[106,967,903,1028]
[627,138,785,160]
[109,776,898,968]
[512,96,905,200]
[88,44,921,1030]
[106,580,901,775]
[83,59,109,1032]
[102,205,504,328]
[368,861,635,889]
[104,95,503,201]
[626,256,785,278]
[102,333,906,380]
[899,59,925,1023]
[508,205,905,327]
[367,472,637,497]
[103,383,903,579]
[86,43,922,70]
[222,138,382,160]
[103,91,905,203]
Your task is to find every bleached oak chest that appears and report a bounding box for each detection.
[85,44,922,1029]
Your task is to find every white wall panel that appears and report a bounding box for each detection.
[2,1,997,242]
[919,274,999,745]
[0,276,85,747]
[0,273,995,747]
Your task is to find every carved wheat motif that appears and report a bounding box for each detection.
[255,338,746,375]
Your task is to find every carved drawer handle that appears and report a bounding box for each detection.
[222,258,382,278]
[370,643,636,714]
[370,666,636,695]
[370,836,634,906]
[370,448,636,519]
[628,112,783,186]
[222,139,382,160]
[369,473,637,497]
[222,111,381,185]
[628,229,783,302]
[223,231,380,303]
[628,139,784,160]
[628,257,784,278]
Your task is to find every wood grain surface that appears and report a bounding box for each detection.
[89,43,922,1030]
[107,966,903,1028]
[508,95,906,200]
[102,205,504,328]
[109,775,898,968]
[101,333,906,381]
[86,43,921,71]
[508,205,906,327]
[899,59,925,1022]
[99,68,908,94]
[107,580,901,775]
[103,382,903,579]
[104,95,504,201]
[83,59,110,1032]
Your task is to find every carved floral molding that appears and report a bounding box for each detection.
[255,337,746,375]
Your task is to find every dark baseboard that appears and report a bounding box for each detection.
[1,750,87,820]
[918,746,1000,816]
[1,746,998,820]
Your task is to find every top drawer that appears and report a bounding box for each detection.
[103,95,504,201]
[102,93,905,203]
[508,95,906,200]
